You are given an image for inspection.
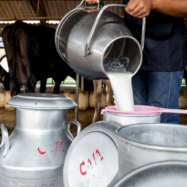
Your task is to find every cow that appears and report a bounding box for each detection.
[2,20,74,96]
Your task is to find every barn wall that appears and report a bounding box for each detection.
[0,0,124,20]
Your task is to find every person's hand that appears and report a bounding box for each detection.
[85,0,100,3]
[125,0,154,18]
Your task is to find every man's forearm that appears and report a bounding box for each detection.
[153,0,187,17]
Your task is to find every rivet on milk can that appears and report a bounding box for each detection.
[63,121,122,187]
[0,93,81,187]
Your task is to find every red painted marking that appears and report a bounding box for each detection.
[93,153,96,165]
[80,161,87,175]
[87,159,93,169]
[55,141,59,155]
[96,149,104,161]
[50,151,54,153]
[61,141,66,152]
[49,144,51,146]
[38,147,46,155]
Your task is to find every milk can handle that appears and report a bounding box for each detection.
[84,4,146,56]
[0,124,10,157]
[67,120,81,139]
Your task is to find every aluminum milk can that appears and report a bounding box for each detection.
[112,123,187,185]
[102,106,161,126]
[0,93,81,187]
[114,161,187,187]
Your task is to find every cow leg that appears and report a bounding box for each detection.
[53,79,61,94]
[93,80,103,123]
[10,80,17,96]
[30,74,37,92]
[16,84,20,95]
[18,30,35,93]
[25,74,37,93]
[40,78,47,93]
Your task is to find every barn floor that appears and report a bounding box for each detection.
[0,108,187,134]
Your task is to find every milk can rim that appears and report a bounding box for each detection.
[101,35,143,77]
[117,123,187,152]
[6,93,77,110]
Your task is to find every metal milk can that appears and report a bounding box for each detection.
[0,93,81,187]
[55,1,146,79]
[112,123,187,185]
[114,161,187,187]
[102,106,161,126]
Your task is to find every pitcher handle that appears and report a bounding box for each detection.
[84,4,146,56]
[67,120,81,139]
[0,124,10,157]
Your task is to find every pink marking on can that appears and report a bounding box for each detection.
[55,141,59,155]
[38,147,46,155]
[96,149,104,161]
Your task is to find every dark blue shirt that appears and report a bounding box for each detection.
[124,0,187,72]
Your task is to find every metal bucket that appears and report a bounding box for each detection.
[114,123,187,183]
[102,106,161,126]
[63,121,121,187]
[55,1,145,79]
[114,161,187,187]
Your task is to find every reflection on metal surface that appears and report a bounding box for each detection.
[114,161,187,187]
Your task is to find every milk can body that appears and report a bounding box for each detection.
[103,112,161,126]
[112,123,187,184]
[0,93,81,187]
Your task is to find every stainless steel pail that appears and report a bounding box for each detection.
[0,93,81,187]
[114,123,187,184]
[55,1,146,79]
[103,112,161,126]
[114,161,187,187]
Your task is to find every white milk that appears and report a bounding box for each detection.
[107,72,135,112]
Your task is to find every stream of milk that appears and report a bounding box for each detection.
[107,72,135,112]
[104,38,135,112]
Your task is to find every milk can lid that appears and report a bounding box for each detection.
[63,121,121,187]
[6,93,77,110]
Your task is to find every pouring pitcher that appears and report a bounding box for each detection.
[55,1,146,79]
